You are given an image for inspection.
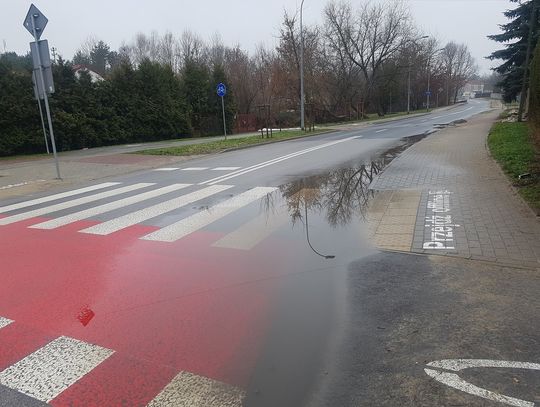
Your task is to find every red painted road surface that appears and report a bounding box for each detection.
[0,215,295,405]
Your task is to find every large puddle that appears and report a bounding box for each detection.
[243,135,424,406]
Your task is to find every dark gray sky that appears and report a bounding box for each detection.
[2,0,509,73]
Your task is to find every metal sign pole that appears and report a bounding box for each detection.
[31,13,60,178]
[221,96,227,141]
[37,99,50,154]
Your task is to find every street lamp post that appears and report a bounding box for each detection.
[426,48,445,112]
[426,57,432,111]
[406,36,428,114]
[300,0,305,130]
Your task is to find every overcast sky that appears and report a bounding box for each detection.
[2,0,509,74]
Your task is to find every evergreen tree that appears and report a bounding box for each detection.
[0,58,42,155]
[182,60,210,135]
[528,39,540,134]
[488,0,540,102]
[90,40,111,76]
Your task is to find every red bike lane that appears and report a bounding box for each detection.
[0,215,295,405]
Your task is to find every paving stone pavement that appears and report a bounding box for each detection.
[368,110,540,270]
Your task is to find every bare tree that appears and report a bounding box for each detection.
[224,46,258,114]
[440,42,477,103]
[158,31,177,69]
[179,30,206,66]
[324,0,412,112]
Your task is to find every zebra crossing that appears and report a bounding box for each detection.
[0,182,279,245]
[0,317,245,406]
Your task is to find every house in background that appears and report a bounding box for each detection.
[462,80,485,98]
[72,65,104,83]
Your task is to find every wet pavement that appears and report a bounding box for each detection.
[3,99,539,406]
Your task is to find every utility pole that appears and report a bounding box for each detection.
[299,0,306,131]
[406,36,428,114]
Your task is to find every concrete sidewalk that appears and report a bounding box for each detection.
[367,110,540,270]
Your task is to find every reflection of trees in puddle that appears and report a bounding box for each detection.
[279,153,397,227]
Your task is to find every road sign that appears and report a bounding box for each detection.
[23,4,60,178]
[30,40,52,70]
[23,4,48,40]
[217,83,226,97]
[425,91,432,96]
[32,68,55,99]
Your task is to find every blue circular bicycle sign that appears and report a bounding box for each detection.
[217,82,226,97]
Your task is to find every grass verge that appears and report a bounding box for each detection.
[136,129,327,156]
[488,121,540,213]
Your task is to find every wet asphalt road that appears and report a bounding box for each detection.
[3,100,534,407]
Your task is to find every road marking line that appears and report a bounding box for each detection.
[200,138,354,185]
[30,184,190,230]
[425,359,540,407]
[182,167,209,171]
[427,359,540,372]
[0,182,120,214]
[153,168,180,172]
[375,129,388,133]
[433,106,474,120]
[146,371,245,407]
[142,186,277,242]
[211,167,242,171]
[80,184,233,235]
[212,209,288,250]
[0,183,153,226]
[0,317,13,330]
[0,336,114,403]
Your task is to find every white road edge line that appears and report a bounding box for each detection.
[0,182,120,214]
[182,167,209,171]
[211,167,242,171]
[0,336,114,403]
[0,183,153,226]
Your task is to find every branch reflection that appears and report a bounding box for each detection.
[280,152,397,227]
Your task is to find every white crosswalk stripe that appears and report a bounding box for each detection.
[0,336,114,403]
[147,371,244,407]
[212,209,288,250]
[80,184,233,236]
[0,182,120,214]
[0,317,13,330]
[30,184,190,230]
[142,187,277,242]
[0,317,246,405]
[0,183,153,226]
[3,182,284,248]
